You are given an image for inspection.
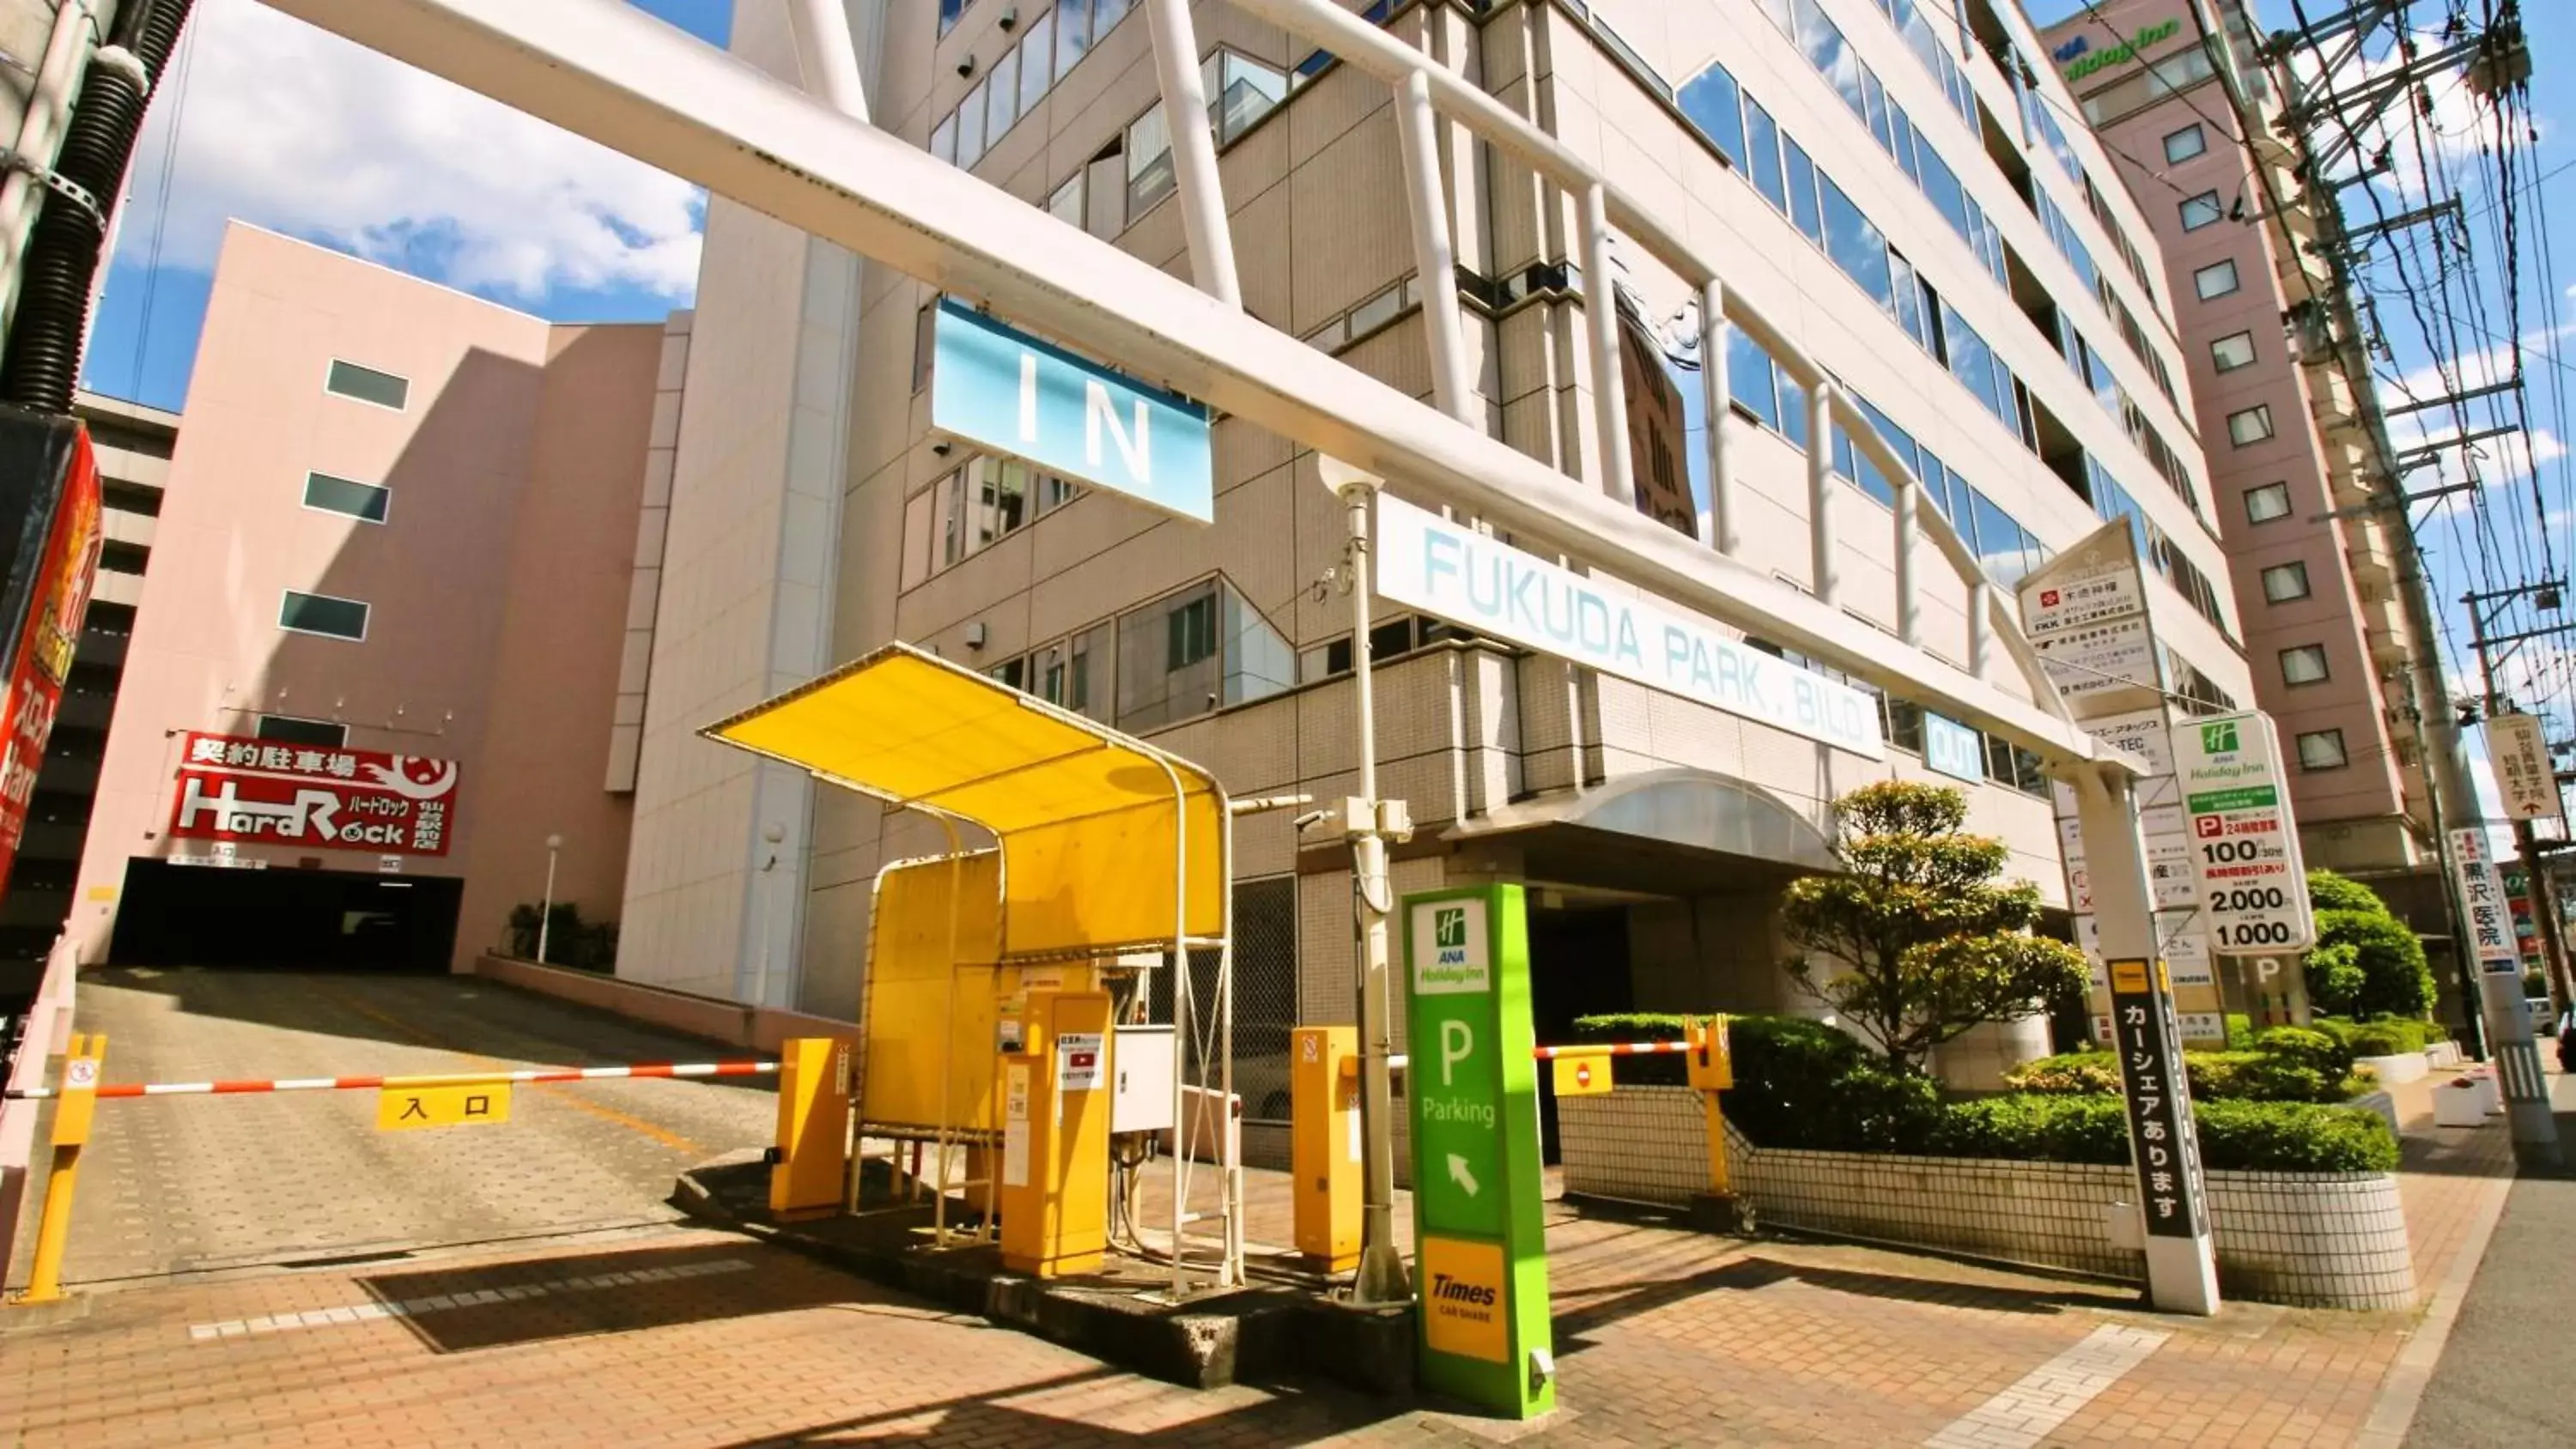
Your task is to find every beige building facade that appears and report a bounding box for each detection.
[64,224,676,973]
[2044,0,2443,925]
[623,0,2254,1109]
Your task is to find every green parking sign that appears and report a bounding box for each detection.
[1403,883,1552,1418]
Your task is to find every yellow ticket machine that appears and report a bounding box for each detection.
[997,990,1114,1276]
[1290,1026,1361,1273]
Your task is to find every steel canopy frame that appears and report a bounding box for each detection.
[258,0,2105,770]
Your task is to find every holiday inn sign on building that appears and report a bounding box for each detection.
[2055,17,2184,82]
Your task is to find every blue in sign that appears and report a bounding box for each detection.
[929,298,1214,524]
[1923,712,1986,782]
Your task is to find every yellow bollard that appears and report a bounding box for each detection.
[1685,1017,1740,1209]
[769,1037,853,1221]
[18,1032,106,1306]
[1291,1027,1360,1273]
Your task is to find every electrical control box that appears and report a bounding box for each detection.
[1111,1023,1176,1135]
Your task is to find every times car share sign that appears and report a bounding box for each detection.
[170,733,458,856]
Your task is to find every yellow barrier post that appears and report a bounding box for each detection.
[1683,1017,1747,1233]
[17,1033,105,1306]
[770,1037,853,1220]
[1291,1027,1360,1274]
[998,991,1113,1276]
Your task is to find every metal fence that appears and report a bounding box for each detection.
[1153,875,1298,1124]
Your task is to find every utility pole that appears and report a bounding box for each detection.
[2462,585,2576,1005]
[1319,456,1411,1307]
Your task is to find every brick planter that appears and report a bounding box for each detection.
[1558,1086,2416,1310]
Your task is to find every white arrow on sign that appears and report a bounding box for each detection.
[1447,1153,1479,1197]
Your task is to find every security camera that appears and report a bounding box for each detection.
[1291,808,1333,833]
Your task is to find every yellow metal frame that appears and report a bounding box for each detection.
[701,642,1240,1291]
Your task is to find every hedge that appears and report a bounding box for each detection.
[2315,1015,2444,1058]
[1571,1012,2400,1173]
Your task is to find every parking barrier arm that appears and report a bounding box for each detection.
[3,1059,781,1100]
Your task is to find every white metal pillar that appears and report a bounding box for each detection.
[1970,581,1996,680]
[784,0,870,120]
[1578,182,1633,506]
[2074,766,2221,1317]
[1698,279,1735,555]
[1893,480,1920,646]
[1807,382,1838,605]
[1143,0,1242,307]
[1394,69,1474,426]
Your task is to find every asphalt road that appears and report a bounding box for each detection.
[2405,1070,2576,1448]
[5,967,778,1292]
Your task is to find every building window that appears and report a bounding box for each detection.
[2227,403,2275,446]
[2178,191,2225,231]
[914,302,936,393]
[2296,729,2348,770]
[1115,578,1292,731]
[986,656,1027,692]
[2193,258,2240,300]
[1166,591,1215,671]
[2245,481,2293,523]
[1206,50,1286,147]
[1126,102,1175,216]
[302,470,390,524]
[2260,561,2311,603]
[2164,123,2208,164]
[256,713,348,748]
[279,590,369,641]
[2210,330,2256,373]
[939,0,972,38]
[1048,173,1084,227]
[324,359,409,411]
[2279,644,2330,686]
[1036,621,1109,721]
[1019,9,1056,112]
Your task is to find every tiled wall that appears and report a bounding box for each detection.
[1559,1086,2417,1310]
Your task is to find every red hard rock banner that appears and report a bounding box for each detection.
[170,733,459,857]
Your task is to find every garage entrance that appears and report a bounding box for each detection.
[108,858,464,971]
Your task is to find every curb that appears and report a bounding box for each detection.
[2352,1132,2526,1446]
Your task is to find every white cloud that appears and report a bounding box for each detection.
[112,0,702,302]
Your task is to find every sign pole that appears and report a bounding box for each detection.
[2074,767,2219,1316]
[1402,882,1552,1416]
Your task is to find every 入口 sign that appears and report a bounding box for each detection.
[1376,494,1884,758]
[377,1083,510,1132]
[2176,712,2314,953]
[172,733,459,856]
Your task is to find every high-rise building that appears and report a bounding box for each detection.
[2041,0,2447,934]
[619,0,2248,1123]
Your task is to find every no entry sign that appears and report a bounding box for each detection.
[2174,713,2313,953]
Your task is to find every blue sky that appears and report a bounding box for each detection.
[83,0,732,412]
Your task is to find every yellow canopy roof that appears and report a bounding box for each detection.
[702,643,1226,957]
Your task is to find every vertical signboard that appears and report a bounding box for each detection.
[0,415,100,888]
[2106,958,2209,1239]
[2174,713,2315,953]
[1402,884,1552,1419]
[2452,829,2524,978]
[2486,712,2561,822]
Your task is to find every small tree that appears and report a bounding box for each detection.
[1782,780,2088,1076]
[2302,870,2434,1019]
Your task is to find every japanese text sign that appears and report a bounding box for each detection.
[2175,712,2314,953]
[2106,959,2208,1240]
[2485,712,2561,822]
[2450,828,2523,976]
[376,1083,511,1131]
[172,732,459,856]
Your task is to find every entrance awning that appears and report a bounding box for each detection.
[702,643,1226,957]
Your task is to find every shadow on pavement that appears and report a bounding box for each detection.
[82,967,787,1093]
[358,1239,856,1353]
[711,1368,1406,1447]
[1551,1251,2121,1355]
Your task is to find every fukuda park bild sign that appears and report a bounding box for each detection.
[1374,494,1883,757]
[171,733,459,856]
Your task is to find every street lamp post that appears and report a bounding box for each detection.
[536,833,563,963]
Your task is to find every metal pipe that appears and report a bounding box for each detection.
[1807,381,1837,605]
[0,0,110,338]
[1971,580,1995,680]
[1339,476,1407,1306]
[1698,278,1734,555]
[1148,751,1192,1297]
[1394,69,1473,426]
[1893,477,1920,646]
[1579,182,1633,506]
[1142,0,1241,308]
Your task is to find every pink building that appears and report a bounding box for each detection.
[2044,0,2444,926]
[65,224,678,970]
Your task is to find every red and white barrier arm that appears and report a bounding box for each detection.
[3,1060,781,1100]
[1383,1040,1694,1070]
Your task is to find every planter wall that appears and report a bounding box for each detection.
[1558,1086,2416,1311]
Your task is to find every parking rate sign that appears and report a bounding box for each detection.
[1402,884,1552,1420]
[2174,712,2315,953]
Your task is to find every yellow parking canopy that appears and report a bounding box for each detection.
[702,643,1225,957]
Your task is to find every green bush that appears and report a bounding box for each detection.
[1569,1012,1697,1086]
[2249,1025,2354,1080]
[2317,1015,2439,1058]
[2187,1051,2339,1104]
[1697,1014,1940,1152]
[2225,1012,2254,1049]
[2002,1050,2120,1094]
[2192,1100,2398,1173]
[2304,871,2436,1018]
[1923,1094,2128,1163]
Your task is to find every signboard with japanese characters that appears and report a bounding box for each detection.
[2018,523,2160,708]
[2485,712,2561,822]
[2175,712,2315,953]
[2106,957,2209,1240]
[170,732,459,857]
[2451,828,2524,976]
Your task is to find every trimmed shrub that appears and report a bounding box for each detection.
[2225,1012,2254,1049]
[2192,1100,2399,1173]
[1922,1094,2128,1163]
[1569,1012,1697,1086]
[2003,1050,2120,1094]
[2317,1015,2440,1058]
[2304,871,2436,1018]
[2249,1025,2354,1080]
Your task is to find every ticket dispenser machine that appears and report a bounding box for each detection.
[997,989,1115,1276]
